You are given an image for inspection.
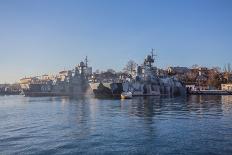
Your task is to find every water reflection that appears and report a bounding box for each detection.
[1,95,232,154]
[221,95,232,114]
[185,95,224,118]
[122,96,161,118]
[119,95,232,120]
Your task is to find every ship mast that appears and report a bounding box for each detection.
[151,48,157,63]
[85,56,88,67]
[151,48,154,60]
[144,48,156,68]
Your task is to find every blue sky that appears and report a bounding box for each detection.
[0,0,232,83]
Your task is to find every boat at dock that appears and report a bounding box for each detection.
[90,51,186,98]
[89,82,123,98]
[20,58,92,97]
[0,85,21,95]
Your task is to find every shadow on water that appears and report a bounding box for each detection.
[16,95,232,119]
[119,95,232,119]
[185,95,224,116]
[119,96,187,118]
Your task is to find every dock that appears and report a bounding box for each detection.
[189,90,232,95]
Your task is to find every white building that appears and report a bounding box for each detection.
[221,84,232,91]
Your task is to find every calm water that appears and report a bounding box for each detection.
[1,95,232,155]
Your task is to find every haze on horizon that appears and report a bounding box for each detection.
[0,0,232,83]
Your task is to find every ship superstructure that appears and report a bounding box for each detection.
[90,50,186,98]
[124,50,186,96]
[20,57,92,97]
[123,50,161,96]
[19,53,185,98]
[89,71,123,98]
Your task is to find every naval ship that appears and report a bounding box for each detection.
[20,57,92,97]
[89,81,123,98]
[90,51,186,98]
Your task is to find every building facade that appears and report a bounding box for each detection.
[221,84,232,91]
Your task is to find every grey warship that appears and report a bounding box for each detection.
[89,81,123,98]
[90,51,186,98]
[20,58,92,97]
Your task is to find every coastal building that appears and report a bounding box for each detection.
[57,71,72,81]
[223,72,232,83]
[19,77,35,89]
[41,74,55,81]
[221,84,232,91]
[167,67,189,75]
[198,67,208,75]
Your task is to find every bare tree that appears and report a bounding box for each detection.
[106,69,116,74]
[123,60,137,74]
[228,63,231,73]
[95,69,100,74]
[223,64,227,72]
[224,63,231,73]
[212,66,221,73]
[191,64,199,69]
[207,69,221,89]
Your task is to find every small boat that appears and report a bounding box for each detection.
[121,92,132,99]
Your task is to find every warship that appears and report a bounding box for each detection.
[20,57,92,97]
[0,86,21,95]
[90,50,186,98]
[89,81,123,98]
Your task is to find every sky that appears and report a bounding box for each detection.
[0,0,232,83]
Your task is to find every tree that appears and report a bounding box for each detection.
[186,71,198,83]
[95,69,100,74]
[123,60,137,74]
[228,63,231,73]
[191,64,199,69]
[207,69,220,89]
[212,66,221,73]
[106,69,116,74]
[223,63,232,73]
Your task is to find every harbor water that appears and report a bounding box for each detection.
[1,95,232,154]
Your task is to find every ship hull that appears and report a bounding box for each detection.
[23,91,88,97]
[23,82,91,97]
[90,79,186,99]
[90,82,123,99]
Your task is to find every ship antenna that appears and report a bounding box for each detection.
[151,48,154,59]
[85,56,88,67]
[151,48,157,64]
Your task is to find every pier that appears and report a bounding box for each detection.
[188,90,232,95]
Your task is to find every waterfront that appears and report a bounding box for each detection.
[1,95,232,154]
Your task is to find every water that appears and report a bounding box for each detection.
[0,95,232,155]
